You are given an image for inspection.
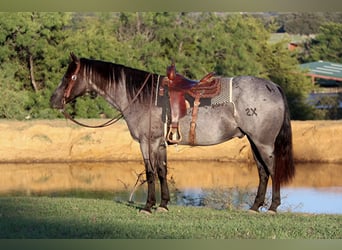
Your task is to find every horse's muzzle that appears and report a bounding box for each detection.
[50,93,65,110]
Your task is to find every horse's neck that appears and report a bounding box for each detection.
[92,73,146,114]
[86,70,126,112]
[102,81,129,112]
[88,63,158,117]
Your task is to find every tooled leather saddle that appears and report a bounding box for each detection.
[160,62,221,145]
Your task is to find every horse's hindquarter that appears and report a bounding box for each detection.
[233,76,285,144]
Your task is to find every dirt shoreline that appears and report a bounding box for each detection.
[0,119,341,163]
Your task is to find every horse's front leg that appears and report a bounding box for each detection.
[156,142,170,211]
[140,139,170,213]
[139,139,161,213]
[142,157,156,213]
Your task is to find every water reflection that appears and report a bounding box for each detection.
[279,187,342,214]
[172,187,342,214]
[0,161,341,214]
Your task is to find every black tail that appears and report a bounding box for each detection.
[274,87,295,189]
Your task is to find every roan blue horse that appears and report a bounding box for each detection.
[50,53,295,214]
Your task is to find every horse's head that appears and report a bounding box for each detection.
[50,52,88,110]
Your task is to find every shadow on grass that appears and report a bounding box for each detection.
[0,197,155,239]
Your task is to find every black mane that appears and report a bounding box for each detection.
[80,58,160,101]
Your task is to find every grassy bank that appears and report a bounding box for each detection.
[0,196,340,239]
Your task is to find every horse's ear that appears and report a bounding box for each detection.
[70,52,80,64]
[167,59,176,80]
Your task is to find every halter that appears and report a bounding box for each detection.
[61,63,153,128]
[63,61,81,103]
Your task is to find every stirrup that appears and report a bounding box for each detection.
[167,124,182,144]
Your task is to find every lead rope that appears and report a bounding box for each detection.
[62,73,152,128]
[147,74,155,173]
[61,111,123,128]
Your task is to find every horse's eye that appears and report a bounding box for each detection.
[90,91,97,99]
[71,75,77,81]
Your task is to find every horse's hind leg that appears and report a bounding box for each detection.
[156,143,170,211]
[268,178,281,213]
[248,138,281,212]
[255,144,281,213]
[249,141,270,212]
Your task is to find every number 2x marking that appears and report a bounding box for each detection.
[245,108,257,116]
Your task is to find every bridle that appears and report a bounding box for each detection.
[61,62,153,128]
[63,61,81,102]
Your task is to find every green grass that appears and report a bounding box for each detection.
[0,196,341,239]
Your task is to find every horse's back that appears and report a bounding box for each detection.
[232,76,284,104]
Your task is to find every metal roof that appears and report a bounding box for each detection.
[300,61,342,82]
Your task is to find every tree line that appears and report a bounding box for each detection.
[0,12,341,120]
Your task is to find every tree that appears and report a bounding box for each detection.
[0,12,321,120]
[307,22,342,63]
[0,12,72,119]
[261,42,316,119]
[277,13,325,35]
[309,94,342,120]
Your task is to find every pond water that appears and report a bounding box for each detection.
[0,161,341,214]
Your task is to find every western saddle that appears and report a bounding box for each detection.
[161,62,220,145]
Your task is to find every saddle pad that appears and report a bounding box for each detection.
[210,77,233,105]
[185,77,233,107]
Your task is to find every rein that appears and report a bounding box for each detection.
[61,110,124,128]
[61,72,153,128]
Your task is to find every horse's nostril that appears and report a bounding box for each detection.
[50,97,63,109]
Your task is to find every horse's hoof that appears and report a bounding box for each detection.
[139,209,152,215]
[156,206,169,213]
[248,209,259,214]
[267,210,277,215]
